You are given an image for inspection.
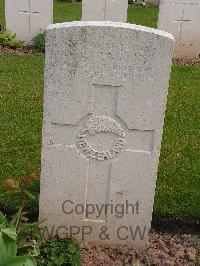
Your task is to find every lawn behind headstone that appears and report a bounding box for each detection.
[0,0,5,25]
[0,2,199,221]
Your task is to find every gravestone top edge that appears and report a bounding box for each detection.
[47,21,175,41]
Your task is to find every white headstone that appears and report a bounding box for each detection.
[82,0,128,22]
[39,21,174,250]
[146,0,160,5]
[158,0,200,58]
[5,0,53,43]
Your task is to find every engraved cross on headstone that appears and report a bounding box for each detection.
[102,0,107,20]
[19,0,40,33]
[51,84,154,222]
[173,10,191,40]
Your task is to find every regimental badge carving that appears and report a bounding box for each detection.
[77,115,126,161]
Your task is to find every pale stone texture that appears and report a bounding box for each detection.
[5,0,53,43]
[39,21,174,250]
[146,0,160,5]
[158,0,200,58]
[82,0,128,22]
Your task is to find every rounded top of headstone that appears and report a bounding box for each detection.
[47,21,175,41]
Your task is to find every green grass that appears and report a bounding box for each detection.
[155,66,200,218]
[0,2,200,219]
[0,54,44,208]
[0,0,4,26]
[128,6,158,28]
[53,1,82,23]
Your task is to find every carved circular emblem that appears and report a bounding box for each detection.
[77,115,126,161]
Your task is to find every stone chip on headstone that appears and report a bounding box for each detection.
[158,0,200,58]
[5,0,53,43]
[39,21,174,250]
[82,0,128,22]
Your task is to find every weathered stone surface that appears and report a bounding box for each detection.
[5,0,53,43]
[39,21,174,250]
[158,0,200,58]
[82,0,128,22]
[146,0,160,5]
